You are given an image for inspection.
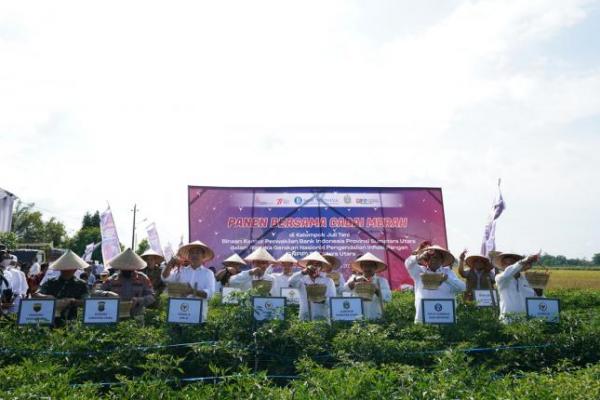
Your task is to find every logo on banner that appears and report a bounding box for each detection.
[33,303,42,313]
[434,303,443,312]
[343,301,351,309]
[180,303,190,312]
[294,197,302,205]
[344,195,352,204]
[538,303,548,312]
[97,301,106,312]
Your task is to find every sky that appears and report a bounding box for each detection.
[1,0,599,259]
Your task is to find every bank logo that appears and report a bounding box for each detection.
[434,303,443,312]
[294,196,303,205]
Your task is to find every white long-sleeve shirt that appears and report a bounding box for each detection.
[228,270,276,294]
[288,271,337,321]
[162,265,216,320]
[495,261,536,322]
[271,272,293,297]
[343,274,392,320]
[405,255,466,323]
[28,262,41,277]
[6,267,28,296]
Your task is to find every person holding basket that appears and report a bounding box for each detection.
[289,252,336,321]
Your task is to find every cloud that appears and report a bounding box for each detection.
[1,0,599,258]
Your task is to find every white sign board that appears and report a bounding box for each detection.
[342,292,354,297]
[329,297,363,321]
[17,299,55,325]
[422,299,456,324]
[252,296,286,321]
[280,287,300,305]
[222,287,242,304]
[167,298,204,324]
[83,298,119,324]
[474,290,499,307]
[526,298,560,323]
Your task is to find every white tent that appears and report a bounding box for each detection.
[0,188,17,233]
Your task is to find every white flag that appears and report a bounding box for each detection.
[100,207,121,264]
[145,223,164,256]
[481,179,506,256]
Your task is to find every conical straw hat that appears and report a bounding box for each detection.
[50,250,88,271]
[140,249,165,263]
[177,240,214,263]
[492,252,523,270]
[418,245,455,267]
[351,252,387,273]
[298,251,331,268]
[277,252,298,264]
[107,249,147,271]
[244,247,276,263]
[223,253,247,266]
[465,255,493,270]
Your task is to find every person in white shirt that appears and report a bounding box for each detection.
[271,252,298,297]
[28,259,41,277]
[215,253,247,290]
[7,255,28,313]
[228,247,276,294]
[405,241,466,324]
[161,240,216,320]
[289,252,336,321]
[493,252,540,323]
[322,254,344,295]
[344,252,392,320]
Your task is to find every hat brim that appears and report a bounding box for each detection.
[465,255,492,269]
[178,243,214,263]
[418,247,455,267]
[351,260,387,274]
[492,253,523,269]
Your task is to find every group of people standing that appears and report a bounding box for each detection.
[0,238,542,324]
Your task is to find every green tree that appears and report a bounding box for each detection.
[11,201,67,247]
[593,253,600,266]
[136,238,150,255]
[0,232,18,250]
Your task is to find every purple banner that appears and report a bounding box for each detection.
[146,222,164,257]
[100,207,121,265]
[188,187,448,289]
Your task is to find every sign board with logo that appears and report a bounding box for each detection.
[83,298,120,324]
[222,287,242,304]
[17,299,56,325]
[422,298,456,324]
[526,298,560,323]
[474,290,499,307]
[280,287,300,305]
[167,298,204,324]
[188,186,448,290]
[329,297,363,321]
[252,296,286,321]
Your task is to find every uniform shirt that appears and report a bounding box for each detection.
[271,272,293,297]
[459,268,495,301]
[495,261,536,322]
[228,270,276,294]
[162,265,215,320]
[343,274,392,320]
[6,267,28,296]
[38,276,89,320]
[288,271,337,321]
[405,255,466,323]
[98,271,155,314]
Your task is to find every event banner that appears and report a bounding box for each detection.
[188,187,448,289]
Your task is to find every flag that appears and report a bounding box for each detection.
[145,223,164,256]
[100,207,121,264]
[82,242,100,262]
[481,179,506,256]
[164,242,174,262]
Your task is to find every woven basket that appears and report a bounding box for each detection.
[252,280,273,295]
[327,271,341,285]
[119,301,133,319]
[306,284,327,303]
[525,270,550,289]
[354,282,376,301]
[421,273,445,290]
[167,282,193,298]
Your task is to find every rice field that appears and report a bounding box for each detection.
[544,268,600,289]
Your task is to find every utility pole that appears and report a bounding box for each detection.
[131,204,137,249]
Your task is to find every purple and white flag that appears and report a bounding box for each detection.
[100,207,121,265]
[481,179,506,256]
[164,242,174,262]
[145,223,164,256]
[82,242,100,262]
